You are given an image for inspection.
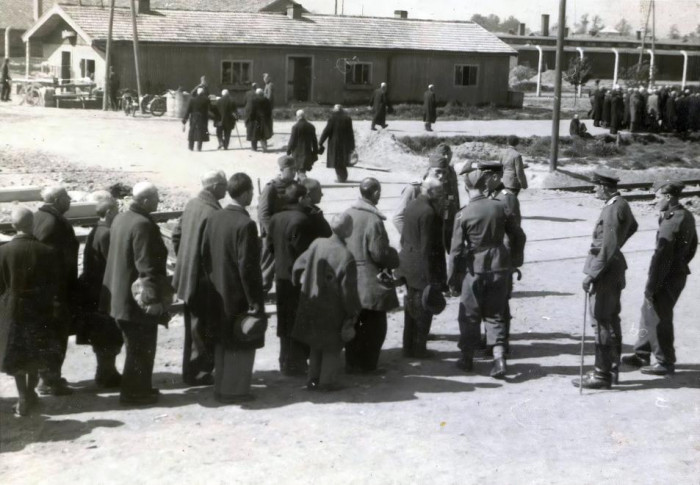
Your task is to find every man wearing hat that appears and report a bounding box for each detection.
[258,156,298,292]
[500,136,528,197]
[448,161,525,378]
[423,84,437,132]
[574,169,638,390]
[622,180,697,376]
[398,178,447,358]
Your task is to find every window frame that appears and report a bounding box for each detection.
[344,61,373,86]
[453,64,479,87]
[220,59,254,88]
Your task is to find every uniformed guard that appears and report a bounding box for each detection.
[622,180,697,376]
[574,169,638,390]
[448,161,525,379]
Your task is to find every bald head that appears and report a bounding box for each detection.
[255,88,264,96]
[296,109,306,120]
[90,190,118,219]
[330,213,353,240]
[132,182,159,213]
[41,185,71,214]
[202,170,227,200]
[11,207,33,234]
[360,177,381,205]
[333,104,343,112]
[301,178,322,204]
[421,177,444,200]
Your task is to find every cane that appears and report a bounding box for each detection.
[234,122,243,149]
[579,291,589,395]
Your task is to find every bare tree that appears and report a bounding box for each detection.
[615,18,632,36]
[575,13,589,35]
[668,24,681,39]
[564,57,593,105]
[589,15,605,35]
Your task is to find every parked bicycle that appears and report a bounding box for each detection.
[120,89,168,117]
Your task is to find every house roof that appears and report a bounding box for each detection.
[0,1,35,29]
[25,4,515,55]
[55,0,304,13]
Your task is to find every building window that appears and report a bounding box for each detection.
[454,65,478,86]
[221,60,253,86]
[345,62,372,85]
[80,59,95,80]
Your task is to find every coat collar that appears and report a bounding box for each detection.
[351,198,386,220]
[224,204,250,217]
[12,233,36,241]
[197,189,222,210]
[129,202,154,221]
[38,204,68,222]
[604,192,622,206]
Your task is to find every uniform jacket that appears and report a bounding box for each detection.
[172,190,221,302]
[267,205,315,283]
[215,95,237,130]
[0,235,57,374]
[583,194,638,282]
[319,110,355,169]
[423,90,437,123]
[500,147,528,191]
[81,222,110,311]
[645,203,697,296]
[257,176,294,236]
[100,204,169,325]
[344,198,400,311]
[287,118,318,171]
[201,205,265,350]
[398,194,447,290]
[291,235,362,351]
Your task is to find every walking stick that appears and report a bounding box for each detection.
[234,121,243,149]
[579,291,589,395]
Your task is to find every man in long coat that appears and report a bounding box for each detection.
[33,185,78,396]
[370,82,391,131]
[623,180,697,376]
[182,88,212,152]
[101,182,170,406]
[500,136,528,196]
[592,83,604,127]
[319,104,355,183]
[246,89,273,151]
[201,173,266,403]
[287,109,318,179]
[172,171,227,386]
[267,182,316,375]
[575,170,638,389]
[0,207,58,416]
[610,87,624,135]
[292,213,362,391]
[1,58,11,102]
[215,90,237,150]
[343,178,400,373]
[263,73,275,108]
[301,178,332,239]
[423,84,437,131]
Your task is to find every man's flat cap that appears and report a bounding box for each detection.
[459,160,502,175]
[590,169,620,186]
[428,152,449,169]
[277,155,296,170]
[652,179,685,194]
[458,161,476,175]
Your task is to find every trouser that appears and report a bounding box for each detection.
[2,80,11,101]
[39,314,70,387]
[335,164,348,183]
[308,347,342,386]
[345,309,387,371]
[276,280,309,373]
[458,271,509,359]
[403,287,433,355]
[188,140,203,151]
[424,122,432,131]
[504,272,514,346]
[182,299,215,383]
[214,345,255,398]
[260,236,275,291]
[117,320,158,397]
[216,126,232,149]
[633,274,686,366]
[89,313,124,379]
[589,273,624,375]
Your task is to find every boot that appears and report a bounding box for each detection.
[490,345,507,379]
[572,370,612,389]
[641,363,675,376]
[621,354,650,368]
[455,355,473,372]
[95,354,122,389]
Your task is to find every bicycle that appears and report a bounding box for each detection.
[120,90,167,117]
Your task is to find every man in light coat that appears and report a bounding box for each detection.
[500,135,528,197]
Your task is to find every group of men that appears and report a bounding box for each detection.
[369,82,441,133]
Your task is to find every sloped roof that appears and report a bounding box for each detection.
[56,0,308,13]
[35,5,515,55]
[0,1,35,29]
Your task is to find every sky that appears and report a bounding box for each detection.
[300,0,700,37]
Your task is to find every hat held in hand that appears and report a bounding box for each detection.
[422,284,446,315]
[131,275,175,315]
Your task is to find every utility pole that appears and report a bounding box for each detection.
[638,0,652,68]
[650,0,655,85]
[335,0,338,15]
[129,0,142,102]
[549,0,566,172]
[103,0,115,110]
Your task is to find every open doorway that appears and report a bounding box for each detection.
[61,51,71,83]
[286,56,313,103]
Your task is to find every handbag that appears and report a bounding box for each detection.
[347,150,359,167]
[233,312,268,342]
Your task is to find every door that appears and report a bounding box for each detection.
[286,56,313,103]
[61,51,71,83]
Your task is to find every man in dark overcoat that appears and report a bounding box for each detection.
[610,87,624,135]
[622,180,697,376]
[0,207,58,416]
[201,173,266,403]
[574,170,638,389]
[33,185,78,396]
[448,162,525,379]
[182,88,212,152]
[301,178,332,239]
[592,83,604,127]
[601,88,612,128]
[100,182,170,406]
[343,178,400,373]
[172,171,227,386]
[246,88,273,151]
[190,75,210,97]
[319,104,356,183]
[423,84,437,131]
[79,192,123,388]
[663,90,677,132]
[287,109,318,179]
[243,82,258,121]
[398,179,447,358]
[1,58,11,102]
[369,82,391,131]
[267,183,316,375]
[215,90,237,150]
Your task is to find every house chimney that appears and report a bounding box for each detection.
[519,23,526,36]
[541,14,550,36]
[136,0,150,14]
[636,30,642,41]
[287,3,303,20]
[394,10,408,19]
[33,0,43,21]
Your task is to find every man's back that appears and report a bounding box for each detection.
[268,207,313,282]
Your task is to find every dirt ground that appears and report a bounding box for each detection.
[1,105,699,484]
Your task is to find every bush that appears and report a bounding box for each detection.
[509,65,537,85]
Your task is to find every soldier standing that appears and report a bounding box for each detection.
[574,170,638,389]
[622,180,697,376]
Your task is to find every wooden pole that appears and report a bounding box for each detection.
[549,0,566,172]
[129,0,142,101]
[650,0,655,85]
[103,0,115,110]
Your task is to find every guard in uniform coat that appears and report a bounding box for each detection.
[448,162,525,379]
[369,83,391,130]
[172,171,227,386]
[623,180,697,376]
[287,109,318,178]
[319,104,356,183]
[215,90,237,150]
[500,136,528,196]
[423,84,437,131]
[574,170,638,389]
[33,186,78,395]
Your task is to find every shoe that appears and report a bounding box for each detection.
[306,378,319,391]
[382,124,389,129]
[411,348,435,359]
[370,128,377,131]
[214,393,255,404]
[183,373,214,386]
[572,371,612,389]
[95,371,122,389]
[38,381,73,396]
[455,357,473,372]
[641,363,675,376]
[13,399,30,417]
[621,354,650,368]
[119,393,159,406]
[490,358,507,379]
[611,369,619,385]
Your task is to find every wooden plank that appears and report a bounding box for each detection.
[64,202,97,219]
[547,179,700,193]
[0,186,42,203]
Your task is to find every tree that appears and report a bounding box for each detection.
[563,57,593,105]
[501,15,521,34]
[615,18,632,36]
[589,15,605,35]
[575,13,589,35]
[470,13,523,33]
[669,24,681,39]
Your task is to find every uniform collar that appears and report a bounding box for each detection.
[604,192,621,206]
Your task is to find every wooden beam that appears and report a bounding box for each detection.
[0,186,42,203]
[103,0,115,110]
